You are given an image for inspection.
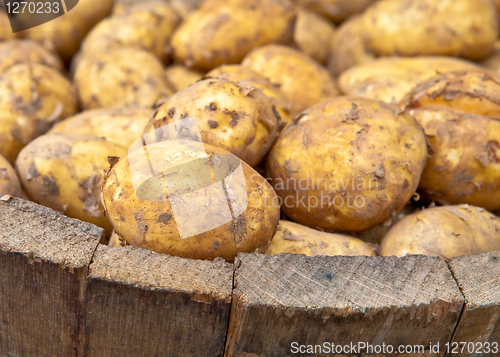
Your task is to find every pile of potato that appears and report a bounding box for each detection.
[1,0,500,261]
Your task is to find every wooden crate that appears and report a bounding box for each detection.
[1,197,499,357]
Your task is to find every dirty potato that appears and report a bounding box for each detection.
[147,78,281,167]
[293,7,335,65]
[266,220,377,256]
[15,133,127,234]
[292,0,375,23]
[102,140,280,260]
[206,64,292,127]
[81,1,181,64]
[74,48,174,110]
[242,45,339,115]
[49,108,154,149]
[266,97,427,232]
[338,57,484,104]
[0,39,63,73]
[171,0,296,71]
[165,64,204,92]
[0,154,26,198]
[407,107,500,211]
[380,205,500,259]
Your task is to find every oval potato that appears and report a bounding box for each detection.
[165,64,204,92]
[292,0,375,23]
[0,154,25,198]
[0,39,63,73]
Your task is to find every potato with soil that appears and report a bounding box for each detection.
[0,39,63,73]
[15,133,127,234]
[171,0,296,71]
[165,64,204,92]
[147,78,281,167]
[338,57,484,104]
[266,97,427,232]
[292,0,375,23]
[75,48,174,110]
[242,45,339,115]
[49,108,154,149]
[206,64,292,127]
[81,1,181,64]
[102,140,280,260]
[380,205,500,259]
[0,154,26,199]
[328,0,498,76]
[293,7,335,65]
[0,63,79,164]
[266,220,377,256]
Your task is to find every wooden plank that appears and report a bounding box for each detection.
[84,244,233,357]
[0,197,104,357]
[225,253,464,357]
[447,251,500,357]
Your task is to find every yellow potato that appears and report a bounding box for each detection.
[266,220,377,256]
[481,41,500,73]
[102,140,280,260]
[171,0,296,71]
[242,45,339,115]
[293,7,335,65]
[338,57,484,104]
[0,39,63,73]
[15,132,127,234]
[380,205,500,259]
[266,96,427,232]
[81,1,181,64]
[206,64,292,128]
[147,78,281,167]
[292,0,375,23]
[0,113,36,165]
[0,154,25,198]
[74,48,174,110]
[49,108,154,149]
[165,64,204,92]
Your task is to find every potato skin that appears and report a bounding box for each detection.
[171,0,296,71]
[0,154,25,198]
[242,45,339,115]
[0,39,63,73]
[292,0,374,23]
[338,57,484,104]
[75,48,174,110]
[266,97,427,232]
[266,220,377,256]
[102,141,280,260]
[380,205,500,259]
[206,64,292,128]
[293,7,335,65]
[49,108,154,149]
[481,41,500,73]
[15,133,127,235]
[408,107,500,211]
[81,1,181,64]
[147,78,281,167]
[165,64,204,92]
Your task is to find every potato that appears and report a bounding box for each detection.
[49,108,154,149]
[293,7,335,65]
[74,48,174,110]
[242,45,339,115]
[0,63,79,163]
[0,39,63,73]
[108,230,126,247]
[481,41,500,73]
[292,0,375,23]
[206,64,292,127]
[338,57,484,104]
[0,154,26,199]
[266,96,427,232]
[15,132,127,234]
[146,78,281,167]
[81,1,181,64]
[171,0,296,71]
[165,64,204,92]
[407,106,500,212]
[18,0,114,63]
[329,0,498,76]
[266,220,377,256]
[102,140,280,260]
[380,205,500,259]
[0,12,16,41]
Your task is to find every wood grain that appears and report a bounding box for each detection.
[225,253,464,357]
[84,244,233,357]
[0,197,104,357]
[447,251,500,357]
